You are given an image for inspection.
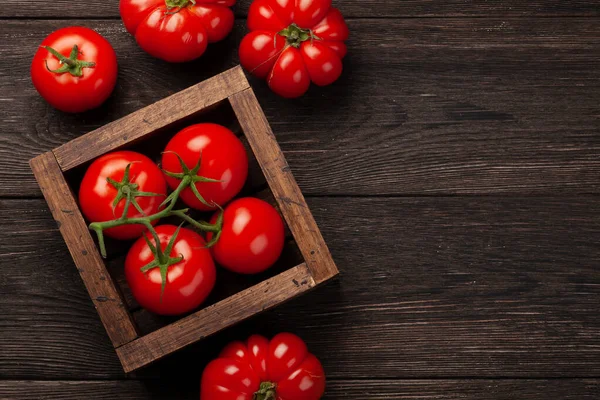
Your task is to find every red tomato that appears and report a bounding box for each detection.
[239,0,348,98]
[125,225,216,315]
[31,26,118,113]
[162,123,248,210]
[79,151,167,240]
[201,333,326,400]
[120,0,236,62]
[207,197,285,274]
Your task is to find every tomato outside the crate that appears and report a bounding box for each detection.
[239,0,349,98]
[79,151,167,240]
[125,225,216,316]
[119,0,236,62]
[31,26,118,113]
[201,333,326,400]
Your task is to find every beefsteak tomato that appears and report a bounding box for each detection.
[239,0,349,98]
[120,0,236,62]
[125,225,216,315]
[79,151,167,240]
[201,333,326,400]
[207,197,285,274]
[162,123,248,211]
[31,26,118,113]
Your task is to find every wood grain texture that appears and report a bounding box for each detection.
[1,379,599,399]
[1,19,599,196]
[231,88,338,283]
[116,263,315,373]
[53,66,248,171]
[29,153,138,347]
[1,0,599,18]
[1,197,598,379]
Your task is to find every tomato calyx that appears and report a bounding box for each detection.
[139,224,184,297]
[106,163,165,218]
[278,24,320,48]
[43,44,96,77]
[164,0,195,14]
[161,151,222,209]
[253,382,277,400]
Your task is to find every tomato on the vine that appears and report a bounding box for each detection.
[207,197,285,274]
[201,333,326,400]
[125,225,216,315]
[120,0,236,62]
[239,0,349,98]
[162,123,248,211]
[79,151,167,240]
[31,26,118,113]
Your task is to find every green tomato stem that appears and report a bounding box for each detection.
[43,44,96,77]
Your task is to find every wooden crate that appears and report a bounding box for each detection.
[29,66,338,373]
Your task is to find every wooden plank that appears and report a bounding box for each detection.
[28,153,138,348]
[1,379,599,399]
[2,0,599,18]
[1,197,598,379]
[231,88,338,283]
[1,19,599,196]
[116,263,315,373]
[53,66,249,171]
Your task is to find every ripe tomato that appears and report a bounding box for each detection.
[79,151,167,240]
[120,0,236,62]
[201,333,326,400]
[31,26,118,113]
[207,197,285,274]
[162,123,248,210]
[239,0,349,98]
[125,225,216,315]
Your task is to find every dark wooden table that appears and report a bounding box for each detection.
[1,1,599,398]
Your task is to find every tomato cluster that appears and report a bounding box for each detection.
[80,123,285,316]
[30,0,348,111]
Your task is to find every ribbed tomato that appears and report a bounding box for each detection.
[201,333,326,400]
[120,0,236,62]
[239,0,349,98]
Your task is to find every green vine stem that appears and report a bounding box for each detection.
[139,224,184,298]
[89,153,223,258]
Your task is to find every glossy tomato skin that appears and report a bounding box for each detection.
[119,0,235,62]
[31,27,117,113]
[201,333,326,400]
[125,225,216,315]
[162,123,248,210]
[79,151,167,240]
[240,0,348,98]
[207,197,285,274]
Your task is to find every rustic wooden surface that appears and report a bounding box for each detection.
[1,0,599,398]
